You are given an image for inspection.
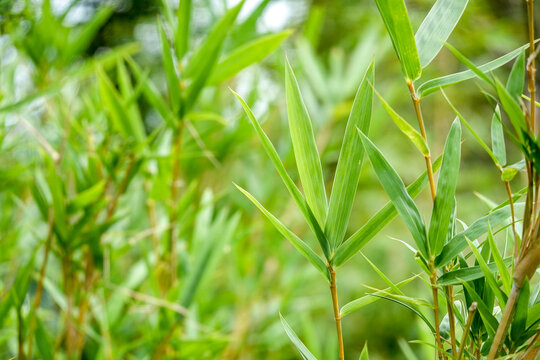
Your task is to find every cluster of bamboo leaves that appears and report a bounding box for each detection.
[236,0,540,359]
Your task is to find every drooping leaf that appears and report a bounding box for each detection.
[208,30,292,85]
[285,59,327,226]
[417,43,529,97]
[415,0,469,68]
[326,63,373,249]
[374,0,421,81]
[359,130,428,257]
[428,119,461,257]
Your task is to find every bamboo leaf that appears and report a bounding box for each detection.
[415,0,468,68]
[158,19,181,112]
[491,106,506,166]
[235,184,330,281]
[326,63,374,248]
[438,258,512,285]
[417,43,529,97]
[232,90,330,259]
[374,0,421,81]
[359,344,370,360]
[506,50,526,102]
[175,0,192,59]
[359,130,428,258]
[461,281,499,335]
[511,279,529,341]
[280,314,319,360]
[208,30,292,85]
[428,119,461,257]
[435,202,524,267]
[184,1,244,111]
[495,78,527,137]
[373,86,429,156]
[487,229,511,293]
[466,239,506,307]
[285,59,327,226]
[333,156,442,267]
[370,295,435,334]
[35,315,54,360]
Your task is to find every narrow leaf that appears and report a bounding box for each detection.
[208,30,292,85]
[438,257,512,285]
[235,184,330,280]
[280,314,319,360]
[158,19,181,112]
[175,0,192,59]
[491,106,506,166]
[359,130,428,257]
[326,63,373,248]
[428,119,461,257]
[285,59,327,226]
[415,0,468,68]
[374,0,421,81]
[466,239,506,306]
[374,86,429,156]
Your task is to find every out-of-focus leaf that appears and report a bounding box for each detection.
[501,160,526,181]
[175,0,192,59]
[66,180,106,213]
[158,20,181,112]
[415,0,468,68]
[491,106,506,166]
[326,63,373,248]
[359,344,369,360]
[35,315,54,360]
[374,0,421,81]
[208,30,292,85]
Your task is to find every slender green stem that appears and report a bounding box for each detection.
[430,267,444,359]
[444,284,457,358]
[527,0,536,134]
[456,302,477,360]
[168,124,184,285]
[329,266,345,360]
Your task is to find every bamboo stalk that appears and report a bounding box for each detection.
[329,266,345,360]
[456,302,477,360]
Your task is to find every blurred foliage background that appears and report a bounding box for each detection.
[0,0,534,359]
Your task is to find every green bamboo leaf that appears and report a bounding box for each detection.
[417,43,529,97]
[208,30,292,85]
[487,229,511,293]
[126,56,177,127]
[175,0,192,59]
[501,160,526,181]
[415,0,468,68]
[495,78,527,136]
[35,315,54,360]
[232,90,330,259]
[466,239,506,306]
[184,1,244,111]
[461,281,499,335]
[359,130,428,257]
[362,253,404,296]
[374,0,421,81]
[340,275,419,316]
[511,279,530,341]
[96,66,145,142]
[491,106,506,166]
[326,63,374,248]
[235,184,330,281]
[373,86,429,156]
[437,258,512,285]
[445,43,493,85]
[285,59,327,226]
[280,314,319,360]
[428,119,461,257]
[370,295,435,334]
[158,19,181,112]
[66,180,106,213]
[443,90,499,165]
[506,50,526,101]
[333,156,442,267]
[435,202,524,267]
[359,344,369,360]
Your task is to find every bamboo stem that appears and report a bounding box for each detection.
[430,268,444,359]
[407,81,436,202]
[329,267,345,360]
[168,125,184,285]
[456,302,477,360]
[444,285,457,358]
[505,180,520,259]
[487,282,522,359]
[527,0,536,134]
